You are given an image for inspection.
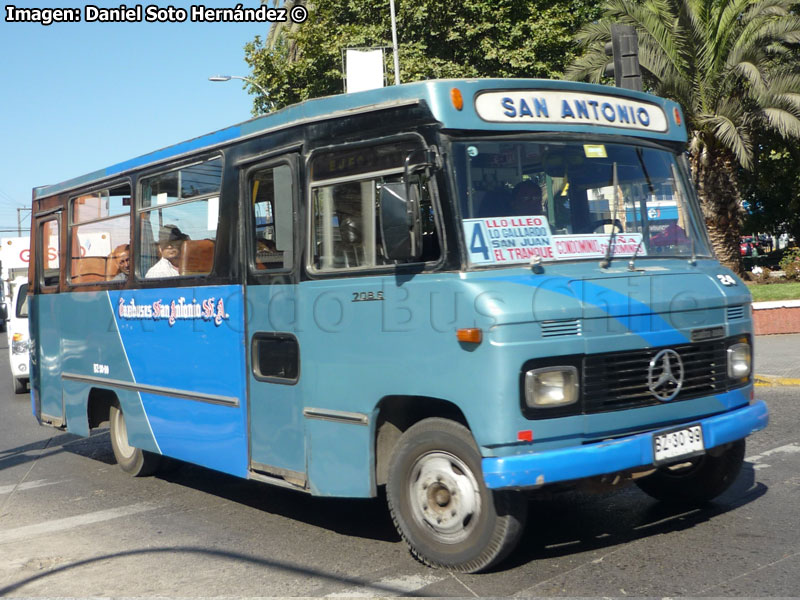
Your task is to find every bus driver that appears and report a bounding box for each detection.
[508,180,544,216]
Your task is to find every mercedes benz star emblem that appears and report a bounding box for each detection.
[647,349,684,401]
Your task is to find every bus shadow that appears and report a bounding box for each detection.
[0,432,92,472]
[156,462,400,543]
[501,462,766,571]
[0,545,411,597]
[59,433,767,564]
[61,430,400,543]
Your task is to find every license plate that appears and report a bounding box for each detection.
[652,424,705,465]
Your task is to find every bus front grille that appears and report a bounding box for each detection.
[582,341,730,413]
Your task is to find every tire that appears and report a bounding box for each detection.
[636,439,745,506]
[386,418,527,573]
[109,404,161,476]
[13,377,26,394]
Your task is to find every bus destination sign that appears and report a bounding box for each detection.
[474,90,668,133]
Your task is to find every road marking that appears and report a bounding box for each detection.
[0,480,59,496]
[695,549,800,594]
[326,573,443,597]
[754,374,800,387]
[0,502,157,545]
[746,443,800,470]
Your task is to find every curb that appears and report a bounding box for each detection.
[754,374,800,387]
[752,299,800,310]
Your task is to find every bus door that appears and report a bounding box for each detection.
[243,155,306,487]
[32,211,64,425]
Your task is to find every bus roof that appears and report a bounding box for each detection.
[34,78,687,200]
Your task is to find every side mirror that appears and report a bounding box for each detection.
[379,182,422,261]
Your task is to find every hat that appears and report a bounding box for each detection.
[158,224,188,246]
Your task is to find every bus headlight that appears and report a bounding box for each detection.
[12,339,31,355]
[727,342,751,378]
[525,366,579,408]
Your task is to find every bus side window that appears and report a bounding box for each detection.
[311,175,439,271]
[69,184,131,286]
[312,181,378,269]
[251,163,293,271]
[39,219,61,288]
[309,140,441,272]
[138,157,222,279]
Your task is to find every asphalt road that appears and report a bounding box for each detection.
[1,341,798,597]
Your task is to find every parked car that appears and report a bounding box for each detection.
[740,236,761,256]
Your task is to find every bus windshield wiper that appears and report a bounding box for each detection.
[628,239,644,271]
[599,162,619,269]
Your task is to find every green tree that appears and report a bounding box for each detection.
[245,0,603,114]
[740,133,800,243]
[567,0,800,275]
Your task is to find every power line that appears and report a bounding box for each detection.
[0,185,26,205]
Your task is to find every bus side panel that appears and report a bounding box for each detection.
[109,285,249,477]
[31,294,64,423]
[63,380,158,452]
[246,284,306,475]
[58,291,159,450]
[304,418,374,497]
[297,274,477,497]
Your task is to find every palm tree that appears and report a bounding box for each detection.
[263,0,307,61]
[567,0,800,274]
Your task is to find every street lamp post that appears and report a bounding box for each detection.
[208,75,273,109]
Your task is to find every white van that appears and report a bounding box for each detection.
[6,277,30,393]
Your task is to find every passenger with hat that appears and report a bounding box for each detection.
[145,224,189,278]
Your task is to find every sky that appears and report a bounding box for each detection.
[0,1,276,236]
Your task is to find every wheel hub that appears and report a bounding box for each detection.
[409,451,481,543]
[431,484,451,507]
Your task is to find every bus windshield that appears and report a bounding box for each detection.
[454,140,711,266]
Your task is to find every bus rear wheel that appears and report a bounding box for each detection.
[109,404,161,476]
[386,418,527,573]
[635,439,745,505]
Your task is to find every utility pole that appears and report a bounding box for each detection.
[16,208,31,236]
[389,0,400,85]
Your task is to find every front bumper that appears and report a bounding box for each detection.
[482,400,769,489]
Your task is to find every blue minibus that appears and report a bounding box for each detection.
[28,78,768,572]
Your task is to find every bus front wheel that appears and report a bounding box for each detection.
[386,418,527,573]
[109,404,161,477]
